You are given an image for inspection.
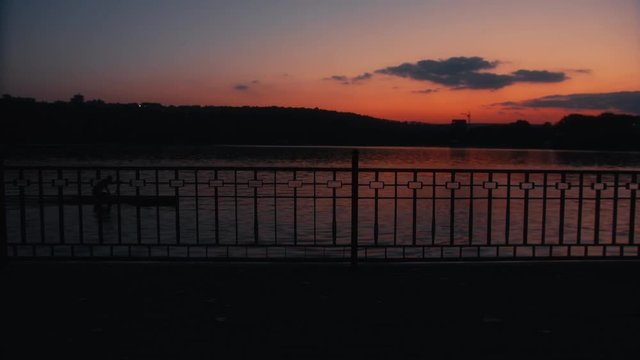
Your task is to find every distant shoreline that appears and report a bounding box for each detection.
[4,143,640,155]
[2,95,639,151]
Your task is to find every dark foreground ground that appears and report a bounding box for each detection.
[2,260,640,359]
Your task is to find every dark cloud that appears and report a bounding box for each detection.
[412,88,439,94]
[376,56,568,90]
[511,70,567,83]
[326,75,348,82]
[569,68,592,74]
[325,73,373,85]
[377,56,498,84]
[324,75,349,85]
[233,84,250,91]
[496,91,640,114]
[234,80,262,91]
[453,72,514,89]
[352,72,373,83]
[496,101,528,110]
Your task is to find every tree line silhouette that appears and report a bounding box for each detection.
[1,94,639,150]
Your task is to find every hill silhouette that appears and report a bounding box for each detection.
[1,95,639,150]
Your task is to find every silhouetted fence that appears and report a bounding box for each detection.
[1,153,639,262]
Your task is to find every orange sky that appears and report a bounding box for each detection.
[2,0,639,123]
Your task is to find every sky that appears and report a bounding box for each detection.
[1,0,639,123]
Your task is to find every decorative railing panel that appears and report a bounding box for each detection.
[1,158,638,261]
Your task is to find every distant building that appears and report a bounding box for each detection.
[451,119,468,131]
[70,94,84,104]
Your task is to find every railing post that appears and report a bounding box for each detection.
[0,159,8,264]
[351,149,359,267]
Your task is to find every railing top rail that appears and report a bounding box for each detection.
[359,167,640,174]
[2,164,640,175]
[2,165,354,172]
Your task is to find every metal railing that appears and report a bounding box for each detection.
[1,152,639,262]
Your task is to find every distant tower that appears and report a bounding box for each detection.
[461,112,471,125]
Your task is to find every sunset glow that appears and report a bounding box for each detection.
[1,0,639,123]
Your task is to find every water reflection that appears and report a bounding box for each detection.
[6,145,640,169]
[5,146,640,259]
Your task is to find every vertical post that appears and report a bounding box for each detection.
[523,172,530,245]
[293,171,298,245]
[594,173,602,245]
[559,173,566,245]
[630,173,637,245]
[195,170,200,245]
[57,169,65,244]
[253,170,259,244]
[373,171,379,245]
[0,159,7,263]
[175,169,181,245]
[351,149,359,267]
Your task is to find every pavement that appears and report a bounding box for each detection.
[2,260,640,359]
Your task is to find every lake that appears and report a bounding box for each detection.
[6,144,640,169]
[4,146,640,259]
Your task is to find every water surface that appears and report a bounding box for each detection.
[5,146,640,259]
[7,145,640,170]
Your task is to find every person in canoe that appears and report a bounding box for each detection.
[92,175,114,216]
[92,175,113,200]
